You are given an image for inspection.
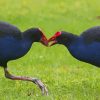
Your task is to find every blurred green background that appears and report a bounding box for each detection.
[0,0,100,100]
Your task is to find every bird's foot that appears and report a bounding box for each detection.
[32,78,48,95]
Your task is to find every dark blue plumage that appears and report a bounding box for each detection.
[0,21,48,95]
[49,26,100,67]
[0,35,32,64]
[0,22,48,66]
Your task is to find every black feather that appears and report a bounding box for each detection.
[0,21,22,39]
[81,26,100,43]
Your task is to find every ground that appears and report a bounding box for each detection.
[0,0,100,100]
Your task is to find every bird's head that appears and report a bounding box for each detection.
[24,28,48,46]
[48,31,77,46]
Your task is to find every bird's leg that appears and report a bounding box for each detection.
[4,67,48,95]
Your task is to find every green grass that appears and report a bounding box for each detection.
[0,0,100,99]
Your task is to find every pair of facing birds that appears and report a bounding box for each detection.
[0,21,100,95]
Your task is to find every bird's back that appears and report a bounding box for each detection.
[0,21,22,39]
[81,26,100,43]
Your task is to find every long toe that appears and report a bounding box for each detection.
[32,78,48,95]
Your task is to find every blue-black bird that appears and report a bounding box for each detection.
[49,26,100,67]
[0,21,48,95]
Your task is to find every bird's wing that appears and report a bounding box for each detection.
[0,22,22,39]
[81,26,100,43]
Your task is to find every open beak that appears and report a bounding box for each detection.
[48,36,57,46]
[40,34,48,46]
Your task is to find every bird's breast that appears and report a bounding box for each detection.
[0,36,32,61]
[67,39,100,66]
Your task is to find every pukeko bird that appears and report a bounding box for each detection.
[0,21,48,95]
[49,26,100,67]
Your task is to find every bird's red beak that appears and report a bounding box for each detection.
[48,32,61,46]
[40,33,48,46]
[48,36,57,46]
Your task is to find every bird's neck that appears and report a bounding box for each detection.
[22,30,36,42]
[63,34,79,47]
[65,36,84,60]
[21,38,33,54]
